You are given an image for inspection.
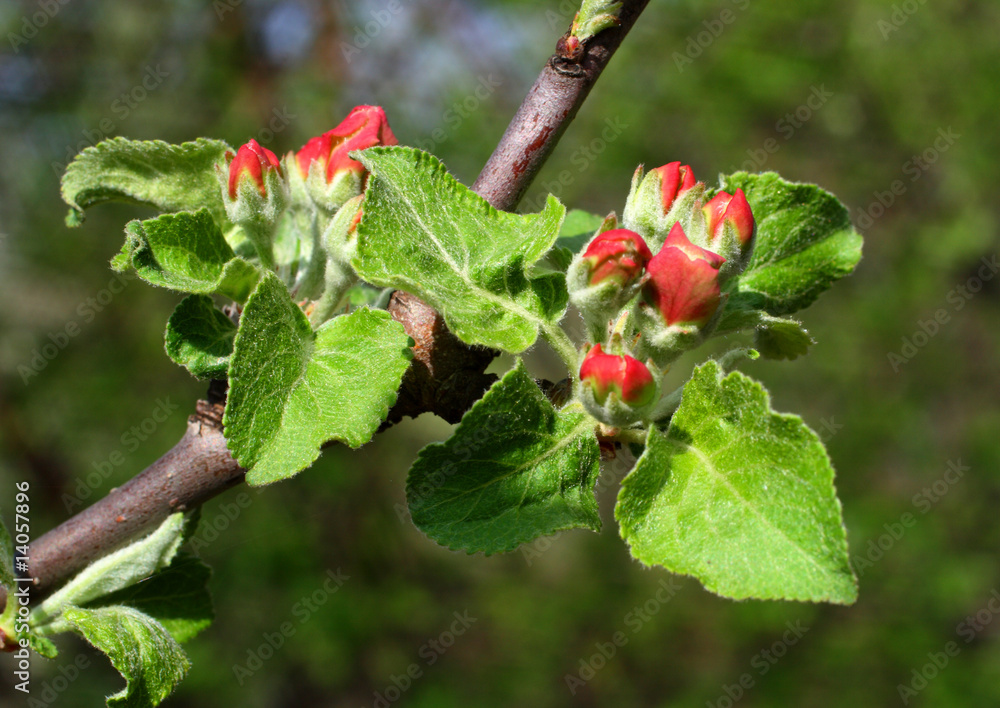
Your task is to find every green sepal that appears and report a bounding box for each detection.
[406,361,602,554]
[61,137,231,227]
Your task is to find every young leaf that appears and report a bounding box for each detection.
[407,361,601,554]
[714,307,814,361]
[84,552,213,644]
[32,513,188,631]
[62,137,231,227]
[224,272,413,485]
[0,514,13,591]
[718,172,863,316]
[616,360,857,604]
[63,605,189,708]
[119,209,261,303]
[353,147,567,353]
[164,295,237,379]
[27,634,59,659]
[754,317,814,360]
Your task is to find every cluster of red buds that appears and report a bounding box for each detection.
[569,161,756,424]
[217,106,396,313]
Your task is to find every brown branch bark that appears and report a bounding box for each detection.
[17,0,651,603]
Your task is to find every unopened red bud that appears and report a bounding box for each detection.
[579,344,657,407]
[227,139,281,199]
[643,222,725,328]
[703,188,754,249]
[295,105,398,182]
[582,228,652,286]
[649,162,696,214]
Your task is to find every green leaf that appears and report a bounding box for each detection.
[0,514,13,591]
[224,272,413,485]
[714,306,814,361]
[616,360,857,604]
[27,633,59,659]
[32,514,188,631]
[64,605,189,708]
[85,552,212,644]
[754,317,814,360]
[164,295,237,379]
[62,137,231,227]
[718,172,863,316]
[353,147,567,353]
[119,209,261,303]
[407,361,601,554]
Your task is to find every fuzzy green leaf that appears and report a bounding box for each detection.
[32,514,189,632]
[0,514,13,591]
[754,317,814,360]
[27,634,59,659]
[118,209,260,303]
[164,295,237,379]
[85,552,213,644]
[61,137,230,227]
[224,272,412,485]
[407,361,601,554]
[353,147,567,353]
[64,605,189,708]
[616,360,857,604]
[719,172,863,316]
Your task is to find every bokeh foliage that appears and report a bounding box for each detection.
[1,0,998,705]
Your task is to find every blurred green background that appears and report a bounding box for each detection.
[1,0,999,706]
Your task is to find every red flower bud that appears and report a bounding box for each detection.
[703,188,754,248]
[643,223,726,328]
[227,139,281,199]
[295,105,398,182]
[581,228,652,286]
[649,162,697,214]
[579,344,657,407]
